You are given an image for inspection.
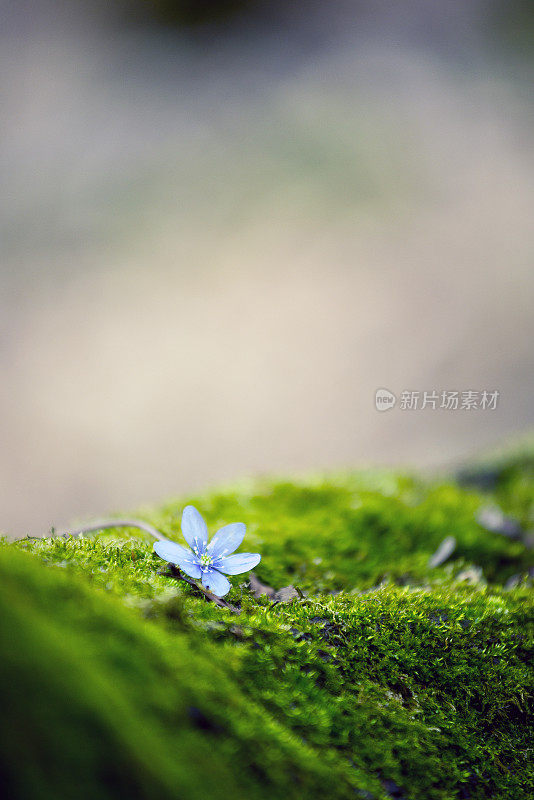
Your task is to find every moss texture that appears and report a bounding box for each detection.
[1,447,533,800]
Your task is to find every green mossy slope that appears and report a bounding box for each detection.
[1,450,533,800]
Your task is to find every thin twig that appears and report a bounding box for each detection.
[46,518,240,612]
[53,518,168,541]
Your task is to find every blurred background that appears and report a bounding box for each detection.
[1,0,533,538]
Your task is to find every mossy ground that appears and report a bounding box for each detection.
[1,447,533,800]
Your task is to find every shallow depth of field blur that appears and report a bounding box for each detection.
[1,0,533,538]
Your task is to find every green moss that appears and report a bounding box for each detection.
[457,434,534,530]
[1,445,533,800]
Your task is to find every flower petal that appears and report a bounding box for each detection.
[201,569,231,597]
[181,506,208,554]
[153,541,201,579]
[206,522,246,558]
[215,553,261,575]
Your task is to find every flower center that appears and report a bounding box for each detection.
[199,553,213,567]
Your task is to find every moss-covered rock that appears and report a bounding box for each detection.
[1,448,533,799]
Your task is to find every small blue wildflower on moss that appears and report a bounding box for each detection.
[153,505,260,596]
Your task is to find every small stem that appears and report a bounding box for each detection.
[53,518,168,541]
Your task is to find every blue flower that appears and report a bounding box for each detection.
[153,505,261,597]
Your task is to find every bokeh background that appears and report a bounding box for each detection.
[1,0,533,538]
